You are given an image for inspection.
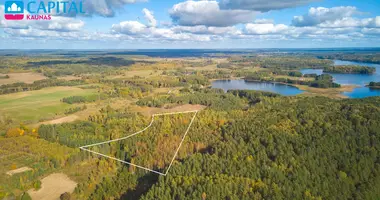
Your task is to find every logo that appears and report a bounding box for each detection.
[4,1,24,20]
[4,1,85,21]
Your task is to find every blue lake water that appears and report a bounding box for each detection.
[300,60,380,98]
[211,80,304,96]
[212,60,380,98]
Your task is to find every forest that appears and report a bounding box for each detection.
[245,73,341,88]
[323,65,376,74]
[0,52,380,200]
[318,53,380,64]
[0,79,85,95]
[368,82,380,88]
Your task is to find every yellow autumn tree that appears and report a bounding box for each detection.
[202,192,207,200]
[6,128,21,137]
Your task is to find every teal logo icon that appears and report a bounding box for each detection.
[4,1,24,20]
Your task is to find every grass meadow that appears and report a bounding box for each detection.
[0,87,96,123]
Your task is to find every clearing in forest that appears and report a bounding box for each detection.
[80,110,198,176]
[0,73,47,85]
[27,173,77,200]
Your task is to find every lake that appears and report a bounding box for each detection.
[211,80,304,96]
[212,60,380,98]
[300,60,380,98]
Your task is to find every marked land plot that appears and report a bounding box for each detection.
[80,111,198,175]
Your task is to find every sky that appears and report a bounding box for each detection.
[0,0,380,49]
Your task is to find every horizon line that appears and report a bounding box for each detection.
[1,47,380,51]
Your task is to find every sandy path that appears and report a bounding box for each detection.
[39,115,79,125]
[6,167,32,176]
[28,173,77,200]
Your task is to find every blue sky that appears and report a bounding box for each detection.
[1,0,380,49]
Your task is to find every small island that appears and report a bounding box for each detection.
[245,73,341,89]
[367,82,380,88]
[323,65,376,74]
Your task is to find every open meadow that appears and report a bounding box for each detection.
[0,87,96,123]
[0,73,47,85]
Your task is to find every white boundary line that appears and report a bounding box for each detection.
[80,110,199,176]
[164,110,198,175]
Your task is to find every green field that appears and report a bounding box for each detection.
[0,87,96,123]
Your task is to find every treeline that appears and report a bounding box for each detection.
[136,88,246,110]
[245,73,341,88]
[136,88,281,110]
[64,105,87,115]
[22,57,136,78]
[217,63,233,69]
[0,79,85,94]
[38,121,108,148]
[38,109,149,148]
[27,57,135,68]
[318,54,380,64]
[201,70,232,79]
[368,82,380,88]
[228,90,280,104]
[62,95,99,104]
[324,65,376,74]
[99,75,210,99]
[229,56,332,70]
[271,70,303,77]
[125,75,209,88]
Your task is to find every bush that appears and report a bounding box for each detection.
[60,192,71,200]
[62,95,98,104]
[21,192,32,200]
[288,71,303,77]
[33,180,41,190]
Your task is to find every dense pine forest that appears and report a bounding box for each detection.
[1,52,380,199]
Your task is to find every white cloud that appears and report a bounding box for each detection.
[172,25,241,35]
[111,21,147,35]
[170,0,256,27]
[78,0,148,17]
[160,21,173,27]
[361,28,380,35]
[291,6,380,30]
[111,20,213,42]
[318,17,380,28]
[2,26,130,41]
[292,6,358,27]
[245,23,288,34]
[142,8,157,27]
[254,19,275,24]
[220,0,317,12]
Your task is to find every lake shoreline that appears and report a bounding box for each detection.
[211,76,362,99]
[367,86,380,89]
